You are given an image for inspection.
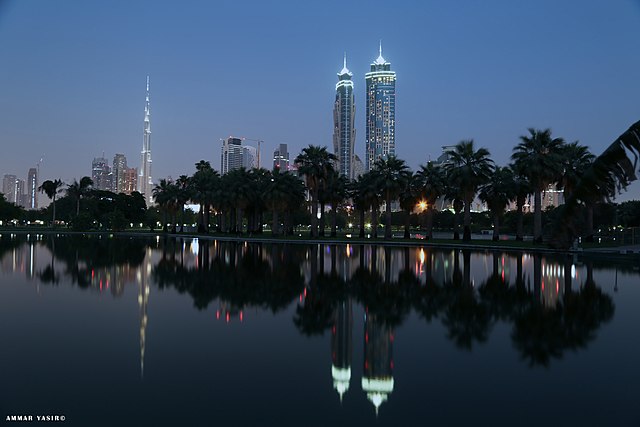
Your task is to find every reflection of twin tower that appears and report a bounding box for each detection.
[331,300,394,415]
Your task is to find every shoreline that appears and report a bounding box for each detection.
[2,228,639,258]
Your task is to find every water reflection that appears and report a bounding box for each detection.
[0,233,631,418]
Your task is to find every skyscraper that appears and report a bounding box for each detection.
[2,174,18,204]
[273,144,290,171]
[365,42,396,171]
[123,167,138,195]
[137,76,153,203]
[112,153,128,194]
[27,168,38,209]
[92,157,112,191]
[221,137,244,174]
[333,54,356,180]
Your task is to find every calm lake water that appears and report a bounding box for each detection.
[1,233,639,426]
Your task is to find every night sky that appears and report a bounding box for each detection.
[1,0,639,200]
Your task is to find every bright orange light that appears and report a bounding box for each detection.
[417,200,427,212]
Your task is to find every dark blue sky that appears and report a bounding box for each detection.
[1,0,639,200]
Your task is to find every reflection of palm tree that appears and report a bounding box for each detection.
[441,250,491,350]
[512,255,615,367]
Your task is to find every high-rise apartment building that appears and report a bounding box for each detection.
[92,157,112,191]
[27,168,38,209]
[112,153,128,194]
[365,42,396,171]
[242,145,257,170]
[272,144,290,171]
[138,76,153,203]
[2,174,18,204]
[221,137,244,174]
[333,54,356,180]
[124,167,138,195]
[15,179,25,208]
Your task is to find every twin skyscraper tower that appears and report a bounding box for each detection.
[333,43,396,180]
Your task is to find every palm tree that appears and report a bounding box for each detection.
[444,140,495,241]
[350,174,370,238]
[478,166,515,241]
[66,176,93,216]
[38,179,64,226]
[294,145,337,238]
[552,120,640,248]
[324,171,348,237]
[191,161,219,233]
[508,162,532,241]
[559,142,595,202]
[176,175,191,233]
[265,169,289,236]
[558,142,596,240]
[512,128,565,243]
[153,179,179,233]
[398,172,419,239]
[416,162,446,240]
[372,156,410,240]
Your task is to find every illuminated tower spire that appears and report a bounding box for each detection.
[333,52,356,179]
[137,75,153,204]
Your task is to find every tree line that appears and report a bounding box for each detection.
[1,121,639,248]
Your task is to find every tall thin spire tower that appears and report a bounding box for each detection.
[333,52,356,180]
[138,76,153,203]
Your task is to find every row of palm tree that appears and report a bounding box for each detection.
[152,161,306,235]
[147,121,640,245]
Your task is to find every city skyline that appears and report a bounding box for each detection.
[1,1,640,200]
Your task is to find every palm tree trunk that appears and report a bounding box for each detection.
[310,189,318,238]
[198,205,205,233]
[330,207,337,237]
[204,203,210,233]
[236,207,243,235]
[403,208,411,239]
[453,212,460,240]
[585,204,594,242]
[463,196,471,241]
[515,195,524,241]
[426,208,434,240]
[180,205,185,233]
[76,198,80,216]
[319,202,326,237]
[284,210,292,236]
[385,192,392,240]
[372,203,379,239]
[492,214,500,241]
[52,196,56,226]
[534,189,542,243]
[359,209,365,238]
[272,209,279,236]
